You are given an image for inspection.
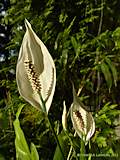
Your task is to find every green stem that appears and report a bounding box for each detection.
[80,139,86,160]
[47,116,65,160]
[39,93,46,113]
[39,93,64,159]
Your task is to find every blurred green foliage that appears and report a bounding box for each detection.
[0,0,120,159]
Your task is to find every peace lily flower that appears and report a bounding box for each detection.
[70,84,95,145]
[16,19,56,113]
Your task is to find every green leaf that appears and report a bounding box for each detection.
[31,143,39,160]
[98,102,110,114]
[63,17,76,38]
[96,136,107,147]
[104,118,111,125]
[71,36,81,62]
[105,57,118,87]
[71,36,78,53]
[15,137,30,160]
[100,62,112,91]
[59,11,68,23]
[13,104,31,160]
[53,132,67,160]
[53,135,64,160]
[109,104,118,109]
[112,27,120,49]
[16,104,25,119]
[61,49,68,67]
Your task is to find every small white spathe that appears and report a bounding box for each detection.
[70,84,95,145]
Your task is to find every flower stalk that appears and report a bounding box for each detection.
[40,96,64,159]
[47,115,65,160]
[80,139,86,160]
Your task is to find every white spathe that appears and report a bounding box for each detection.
[70,84,95,145]
[62,101,67,131]
[16,19,56,113]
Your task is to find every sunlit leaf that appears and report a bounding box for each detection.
[96,136,107,147]
[13,105,31,160]
[14,105,40,160]
[31,143,39,160]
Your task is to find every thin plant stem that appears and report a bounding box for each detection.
[67,146,72,160]
[39,93,47,113]
[98,0,104,35]
[39,93,64,159]
[47,115,65,160]
[80,139,86,160]
[88,140,92,160]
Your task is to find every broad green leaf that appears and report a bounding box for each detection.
[31,143,39,160]
[13,105,31,160]
[15,137,30,160]
[100,62,112,91]
[105,57,118,86]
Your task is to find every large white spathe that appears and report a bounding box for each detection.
[70,84,95,145]
[16,19,56,113]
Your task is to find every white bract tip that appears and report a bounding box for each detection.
[62,101,67,131]
[16,19,56,113]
